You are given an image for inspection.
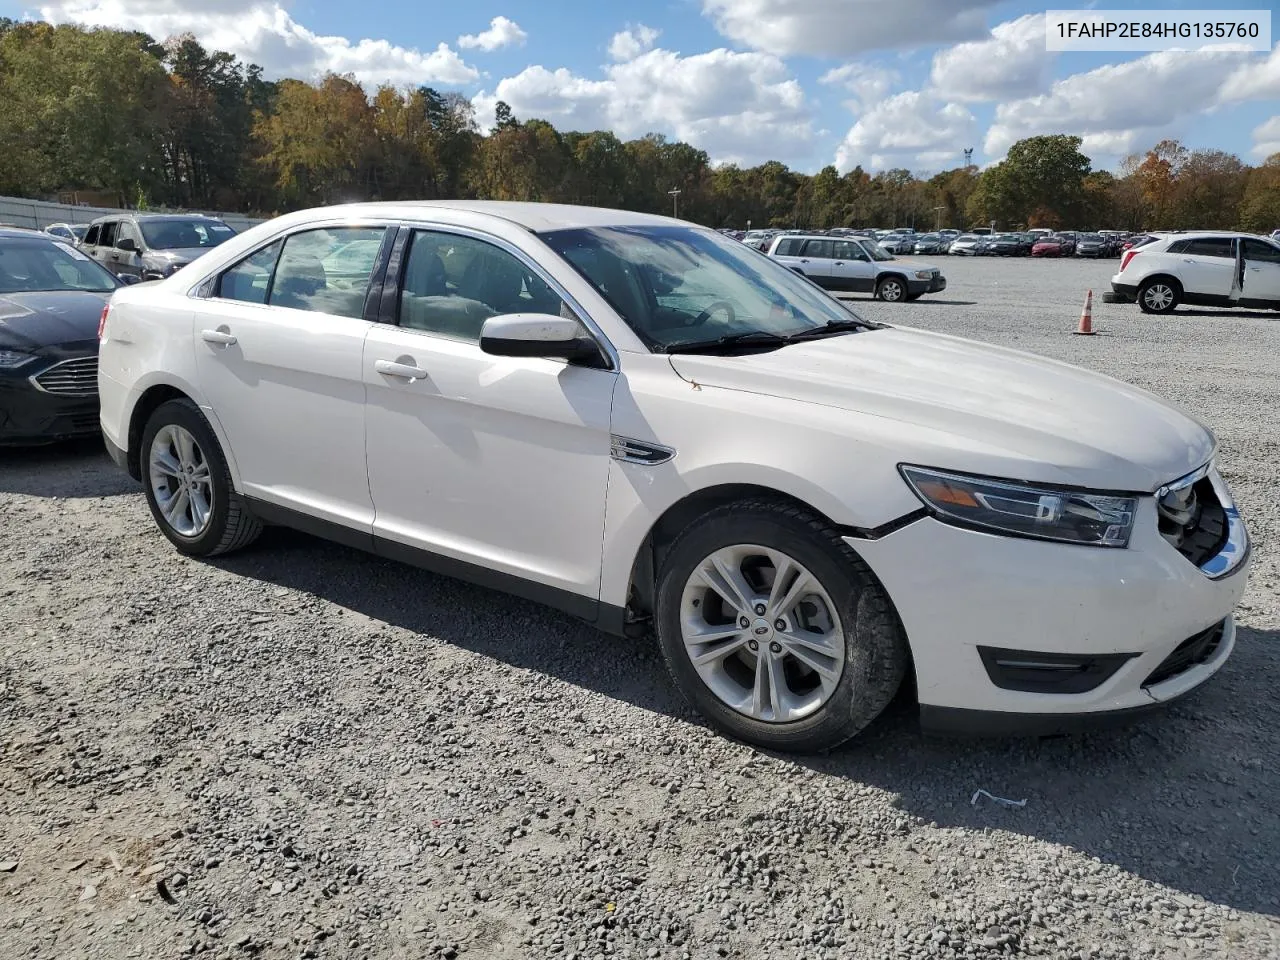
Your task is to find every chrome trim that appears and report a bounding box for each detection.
[1156,460,1212,499]
[28,356,98,397]
[1200,468,1249,580]
[610,435,675,465]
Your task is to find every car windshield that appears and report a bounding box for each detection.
[71,225,88,240]
[1080,234,1102,241]
[139,218,236,250]
[0,238,118,293]
[541,225,870,351]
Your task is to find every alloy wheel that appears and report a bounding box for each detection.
[1143,283,1175,312]
[148,424,214,537]
[879,279,904,302]
[678,544,845,723]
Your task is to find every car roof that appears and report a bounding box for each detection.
[1149,230,1268,240]
[88,212,227,225]
[0,226,57,240]
[279,200,678,233]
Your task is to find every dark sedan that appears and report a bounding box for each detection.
[987,233,1026,256]
[0,229,128,444]
[1074,233,1109,257]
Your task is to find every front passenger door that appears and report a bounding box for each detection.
[830,240,875,292]
[363,227,616,609]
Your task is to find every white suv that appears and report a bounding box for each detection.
[1105,231,1280,313]
[767,234,946,302]
[98,202,1249,751]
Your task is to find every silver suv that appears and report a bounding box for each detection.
[82,214,236,281]
[767,234,946,302]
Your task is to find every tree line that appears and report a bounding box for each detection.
[2,20,1277,232]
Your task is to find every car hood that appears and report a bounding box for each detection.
[143,247,212,264]
[886,257,940,272]
[0,291,110,350]
[666,326,1214,493]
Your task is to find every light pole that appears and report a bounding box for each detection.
[668,188,681,219]
[933,205,945,231]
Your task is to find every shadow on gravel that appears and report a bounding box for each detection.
[835,295,979,307]
[1169,309,1279,321]
[215,526,1278,917]
[0,437,138,498]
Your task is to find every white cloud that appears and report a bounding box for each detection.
[1252,116,1280,159]
[608,24,660,62]
[701,0,1000,56]
[457,16,527,52]
[984,51,1248,159]
[1219,46,1280,103]
[929,14,1051,102]
[472,47,813,167]
[834,91,976,172]
[40,0,479,87]
[819,63,899,111]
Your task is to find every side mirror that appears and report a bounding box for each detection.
[117,274,143,285]
[479,314,606,367]
[115,237,137,253]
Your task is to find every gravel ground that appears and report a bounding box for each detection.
[2,255,1278,960]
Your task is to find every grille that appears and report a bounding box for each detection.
[1143,621,1225,687]
[31,356,98,397]
[1157,475,1228,568]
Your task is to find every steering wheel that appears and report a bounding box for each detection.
[691,300,736,328]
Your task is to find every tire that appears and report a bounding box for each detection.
[875,276,906,302]
[654,499,909,753]
[1137,277,1180,314]
[140,398,262,557]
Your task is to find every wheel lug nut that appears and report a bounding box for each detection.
[774,619,785,630]
[754,603,766,615]
[769,642,782,654]
[747,639,759,651]
[739,617,750,628]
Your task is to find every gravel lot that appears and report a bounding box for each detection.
[2,255,1278,960]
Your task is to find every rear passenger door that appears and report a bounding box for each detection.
[93,220,120,274]
[191,224,392,530]
[1240,238,1280,306]
[362,226,616,608]
[1170,237,1237,303]
[796,239,834,286]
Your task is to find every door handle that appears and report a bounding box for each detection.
[200,329,237,345]
[1182,259,1194,263]
[800,259,810,263]
[834,261,844,266]
[375,359,427,382]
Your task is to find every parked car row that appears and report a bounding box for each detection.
[2,201,1253,756]
[737,227,1140,259]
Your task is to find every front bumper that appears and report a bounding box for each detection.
[850,496,1250,732]
[0,361,99,445]
[906,275,947,295]
[1103,280,1137,304]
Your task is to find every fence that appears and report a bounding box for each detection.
[0,195,267,234]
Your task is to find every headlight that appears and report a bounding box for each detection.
[913,270,933,280]
[901,466,1136,548]
[0,349,35,368]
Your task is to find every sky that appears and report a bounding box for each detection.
[8,0,1280,176]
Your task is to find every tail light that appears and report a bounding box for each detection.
[1119,249,1138,272]
[97,303,111,341]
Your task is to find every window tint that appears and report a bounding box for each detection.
[117,221,141,248]
[832,241,864,261]
[97,221,117,247]
[802,239,834,259]
[398,231,566,342]
[267,227,386,318]
[83,224,99,246]
[774,237,802,257]
[140,218,236,250]
[218,240,283,304]
[1242,239,1280,264]
[1181,237,1234,258]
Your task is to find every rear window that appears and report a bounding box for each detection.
[774,237,803,257]
[1173,237,1234,258]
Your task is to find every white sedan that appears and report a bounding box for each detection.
[97,201,1249,751]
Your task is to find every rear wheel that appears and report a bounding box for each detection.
[655,500,909,753]
[1137,278,1180,314]
[875,276,906,302]
[141,398,261,557]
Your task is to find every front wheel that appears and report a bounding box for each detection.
[141,398,262,557]
[1137,278,1180,314]
[655,500,909,752]
[875,276,906,302]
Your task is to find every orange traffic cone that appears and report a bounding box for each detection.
[1074,289,1094,335]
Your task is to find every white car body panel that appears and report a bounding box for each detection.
[1111,231,1280,309]
[98,200,1251,735]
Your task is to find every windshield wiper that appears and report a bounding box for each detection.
[661,331,791,354]
[787,317,880,340]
